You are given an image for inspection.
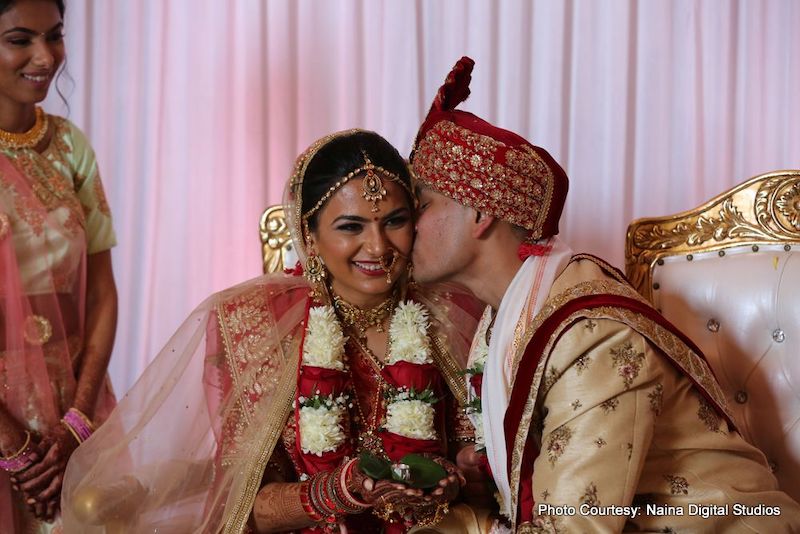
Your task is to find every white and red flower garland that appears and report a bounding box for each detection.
[465,315,490,450]
[295,305,352,474]
[381,302,441,450]
[295,300,446,476]
[465,313,513,524]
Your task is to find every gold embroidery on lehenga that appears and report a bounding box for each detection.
[431,333,468,406]
[664,475,690,495]
[570,399,582,411]
[451,408,476,441]
[595,437,607,448]
[610,341,646,389]
[626,442,633,460]
[214,283,304,532]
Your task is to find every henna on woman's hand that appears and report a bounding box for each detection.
[13,425,76,520]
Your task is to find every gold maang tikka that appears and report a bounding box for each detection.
[360,151,388,212]
[301,150,413,221]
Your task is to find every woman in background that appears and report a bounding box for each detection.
[0,0,118,531]
[63,130,493,533]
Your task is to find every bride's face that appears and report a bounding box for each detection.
[310,176,413,308]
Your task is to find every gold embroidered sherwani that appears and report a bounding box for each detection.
[515,257,800,533]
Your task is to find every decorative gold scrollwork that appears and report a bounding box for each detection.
[625,171,800,301]
[259,205,293,274]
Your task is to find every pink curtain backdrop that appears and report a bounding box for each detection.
[41,0,800,394]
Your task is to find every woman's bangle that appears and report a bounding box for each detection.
[61,407,94,445]
[338,458,370,510]
[0,430,36,473]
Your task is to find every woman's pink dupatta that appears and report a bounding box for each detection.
[0,153,113,530]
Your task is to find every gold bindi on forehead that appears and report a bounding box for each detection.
[301,150,412,220]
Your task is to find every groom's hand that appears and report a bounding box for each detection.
[456,444,496,508]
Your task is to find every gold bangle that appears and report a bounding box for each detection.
[2,430,31,460]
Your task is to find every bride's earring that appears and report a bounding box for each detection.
[304,252,327,285]
[303,229,327,285]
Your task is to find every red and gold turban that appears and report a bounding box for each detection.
[410,56,569,240]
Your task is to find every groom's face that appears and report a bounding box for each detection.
[412,185,475,284]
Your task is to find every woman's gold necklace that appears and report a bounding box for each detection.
[332,292,398,338]
[350,337,390,455]
[0,107,48,149]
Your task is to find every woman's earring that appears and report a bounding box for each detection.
[304,253,327,285]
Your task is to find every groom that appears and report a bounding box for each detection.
[409,57,800,532]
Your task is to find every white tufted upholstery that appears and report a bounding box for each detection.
[653,245,800,498]
[626,170,800,501]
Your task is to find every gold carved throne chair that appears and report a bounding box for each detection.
[259,204,298,273]
[625,170,800,501]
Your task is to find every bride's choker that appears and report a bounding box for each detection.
[331,292,398,337]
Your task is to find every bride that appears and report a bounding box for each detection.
[61,130,493,533]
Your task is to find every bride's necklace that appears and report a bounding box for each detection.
[0,107,48,149]
[332,292,398,337]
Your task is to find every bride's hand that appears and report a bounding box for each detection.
[347,464,425,507]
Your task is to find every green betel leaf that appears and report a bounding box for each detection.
[397,454,448,489]
[358,451,391,480]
